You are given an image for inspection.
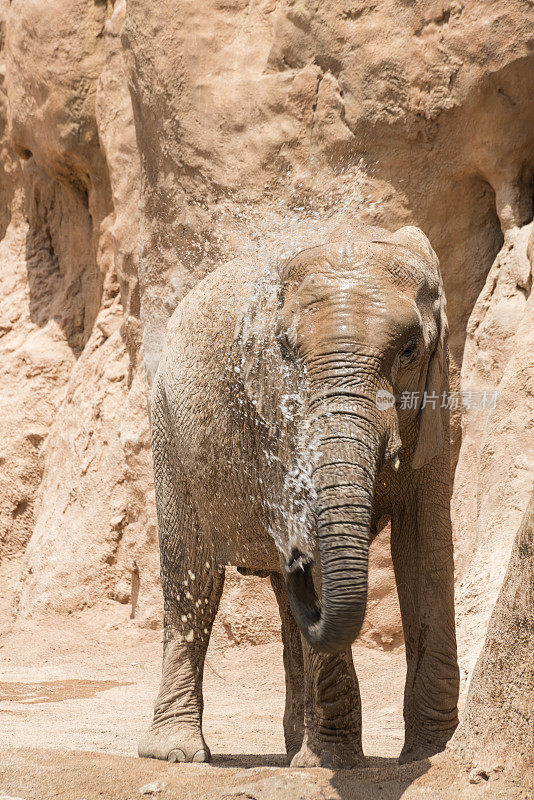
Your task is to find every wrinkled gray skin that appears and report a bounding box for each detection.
[139,226,459,769]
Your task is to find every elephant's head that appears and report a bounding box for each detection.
[237,226,448,654]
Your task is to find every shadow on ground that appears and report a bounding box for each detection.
[212,753,288,767]
[0,747,525,800]
[329,757,431,800]
[212,753,432,800]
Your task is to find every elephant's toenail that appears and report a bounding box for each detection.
[192,749,209,762]
[167,748,186,762]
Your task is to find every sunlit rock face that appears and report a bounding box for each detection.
[1,0,162,626]
[0,0,533,768]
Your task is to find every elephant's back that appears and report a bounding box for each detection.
[163,257,257,365]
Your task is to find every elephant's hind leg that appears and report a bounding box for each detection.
[270,572,305,762]
[139,382,225,763]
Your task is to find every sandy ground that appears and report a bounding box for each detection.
[0,605,530,800]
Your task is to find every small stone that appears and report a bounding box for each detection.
[104,362,127,382]
[140,783,165,795]
[469,767,489,784]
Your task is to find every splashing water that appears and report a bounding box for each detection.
[227,169,382,561]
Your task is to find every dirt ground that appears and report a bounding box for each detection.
[0,604,530,800]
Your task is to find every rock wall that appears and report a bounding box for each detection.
[452,494,533,776]
[453,220,534,676]
[0,0,532,755]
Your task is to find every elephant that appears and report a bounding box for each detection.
[138,225,460,769]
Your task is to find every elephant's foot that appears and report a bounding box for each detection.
[290,735,365,769]
[283,718,305,765]
[138,725,210,763]
[285,737,304,766]
[399,730,455,764]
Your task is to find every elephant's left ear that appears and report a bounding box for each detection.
[235,266,303,432]
[235,268,281,427]
[412,296,449,470]
[389,226,447,469]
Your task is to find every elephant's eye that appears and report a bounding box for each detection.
[400,338,418,365]
[278,331,292,360]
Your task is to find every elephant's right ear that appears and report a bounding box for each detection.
[389,226,439,268]
[235,267,292,430]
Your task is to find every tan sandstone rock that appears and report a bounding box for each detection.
[453,494,534,778]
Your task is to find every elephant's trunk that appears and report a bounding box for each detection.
[285,366,387,655]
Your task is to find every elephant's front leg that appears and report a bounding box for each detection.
[138,562,225,763]
[139,399,226,764]
[392,462,460,764]
[291,640,365,769]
